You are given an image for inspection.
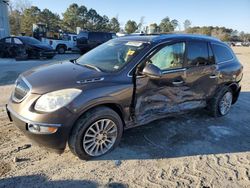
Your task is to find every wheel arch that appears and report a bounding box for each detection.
[56,44,67,50]
[226,82,241,104]
[68,102,126,138]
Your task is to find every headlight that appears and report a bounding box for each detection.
[35,89,81,112]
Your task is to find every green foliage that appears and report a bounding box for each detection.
[125,20,138,34]
[159,17,174,33]
[186,26,233,41]
[20,6,42,36]
[40,9,61,32]
[9,10,22,35]
[109,17,120,33]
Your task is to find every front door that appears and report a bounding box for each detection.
[134,41,189,125]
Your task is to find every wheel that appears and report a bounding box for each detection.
[208,86,233,117]
[57,46,66,54]
[68,106,123,160]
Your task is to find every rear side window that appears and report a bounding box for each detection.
[187,41,211,66]
[13,38,23,44]
[212,44,234,63]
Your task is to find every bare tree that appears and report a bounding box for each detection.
[137,16,145,32]
[9,0,32,13]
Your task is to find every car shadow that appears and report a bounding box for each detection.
[97,92,250,161]
[0,174,128,188]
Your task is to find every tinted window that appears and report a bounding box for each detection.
[5,38,12,43]
[150,42,185,70]
[13,38,23,44]
[89,32,105,41]
[212,44,234,63]
[187,41,211,66]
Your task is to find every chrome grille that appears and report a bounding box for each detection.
[12,77,31,102]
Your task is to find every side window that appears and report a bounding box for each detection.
[187,41,211,66]
[5,38,12,43]
[150,42,185,70]
[211,44,234,63]
[89,33,103,41]
[13,38,23,44]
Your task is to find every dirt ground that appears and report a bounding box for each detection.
[0,48,250,188]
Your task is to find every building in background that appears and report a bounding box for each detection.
[0,0,10,39]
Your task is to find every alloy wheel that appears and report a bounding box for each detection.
[219,91,233,115]
[83,119,118,157]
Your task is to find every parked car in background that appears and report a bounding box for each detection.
[0,36,56,60]
[42,33,78,54]
[235,42,242,47]
[242,42,250,47]
[77,31,116,54]
[6,34,243,160]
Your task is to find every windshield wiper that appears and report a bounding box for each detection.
[70,59,102,72]
[82,64,102,72]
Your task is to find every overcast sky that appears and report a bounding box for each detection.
[29,0,250,32]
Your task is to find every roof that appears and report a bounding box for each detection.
[117,34,221,43]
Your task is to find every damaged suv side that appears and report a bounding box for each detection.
[6,34,243,160]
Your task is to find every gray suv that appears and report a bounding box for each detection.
[6,34,243,160]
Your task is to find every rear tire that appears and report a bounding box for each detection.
[68,106,123,160]
[208,86,233,117]
[57,46,66,54]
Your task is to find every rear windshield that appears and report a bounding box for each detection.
[76,40,148,72]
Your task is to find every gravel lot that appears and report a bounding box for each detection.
[0,48,250,188]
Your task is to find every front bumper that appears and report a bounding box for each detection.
[6,104,75,153]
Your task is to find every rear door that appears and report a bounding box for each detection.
[184,40,219,102]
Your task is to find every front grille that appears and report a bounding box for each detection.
[12,77,31,102]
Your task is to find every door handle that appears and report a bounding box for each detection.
[209,74,219,79]
[172,80,184,85]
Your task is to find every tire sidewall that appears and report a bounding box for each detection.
[71,108,123,160]
[217,88,233,116]
[57,46,65,54]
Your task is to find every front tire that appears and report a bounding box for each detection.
[68,106,123,160]
[208,86,233,117]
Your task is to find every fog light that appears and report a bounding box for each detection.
[28,124,58,134]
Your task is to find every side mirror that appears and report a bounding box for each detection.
[142,63,162,78]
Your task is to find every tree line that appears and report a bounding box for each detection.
[8,1,250,42]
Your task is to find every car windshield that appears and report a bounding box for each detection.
[76,40,148,72]
[20,37,42,45]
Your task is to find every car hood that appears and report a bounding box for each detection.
[29,43,53,51]
[21,61,104,94]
